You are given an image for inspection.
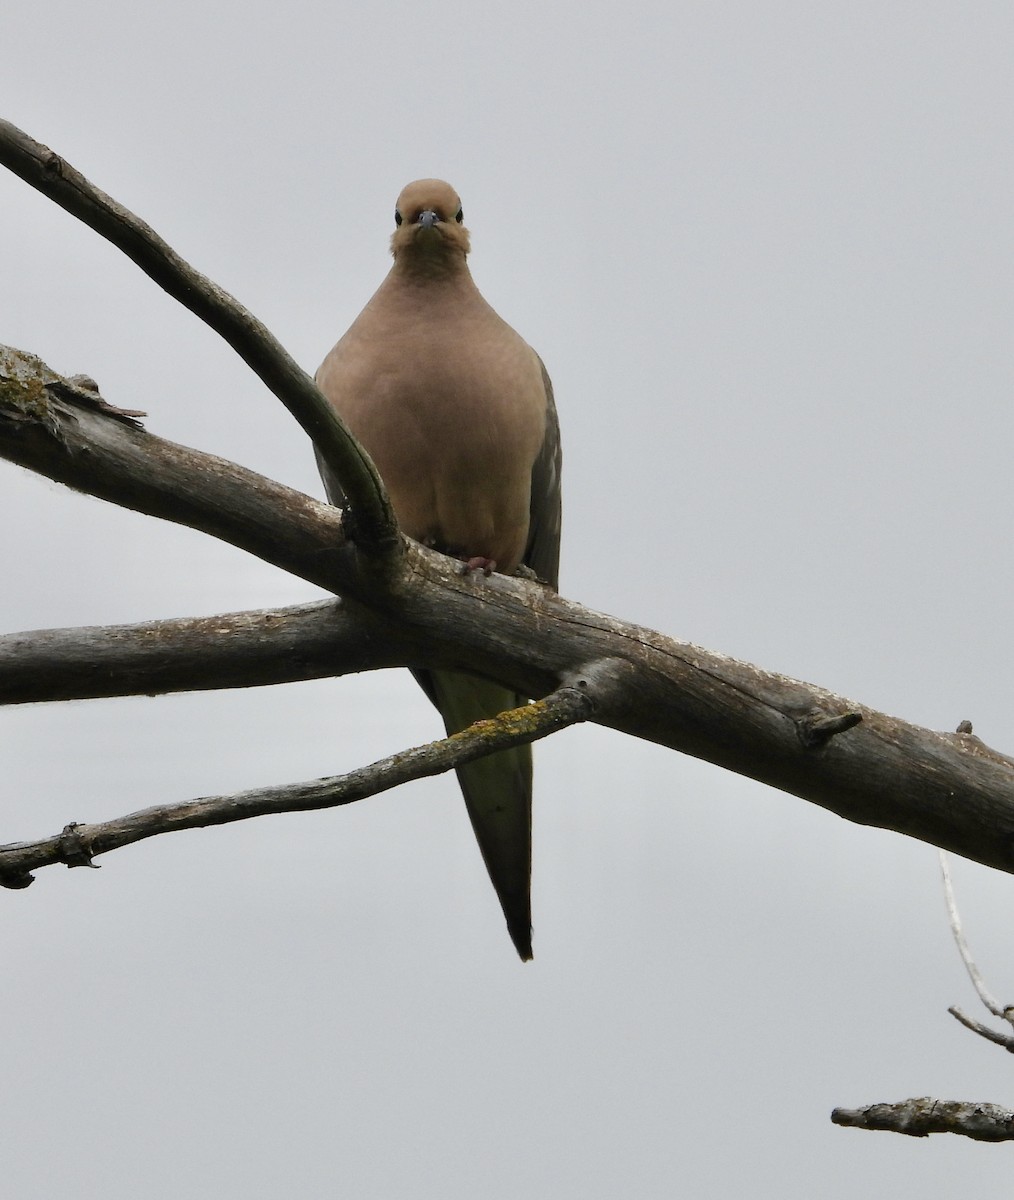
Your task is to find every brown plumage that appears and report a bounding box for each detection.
[315,179,561,959]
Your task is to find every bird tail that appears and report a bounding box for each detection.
[414,668,533,961]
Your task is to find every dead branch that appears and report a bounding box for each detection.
[5,346,1014,876]
[833,855,1014,1138]
[832,1098,1014,1141]
[0,684,594,888]
[0,601,400,704]
[947,1007,1014,1052]
[0,117,399,564]
[940,850,1008,1016]
[939,850,1014,1049]
[5,122,1014,903]
[0,345,358,592]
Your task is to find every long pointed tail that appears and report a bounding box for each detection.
[414,668,533,960]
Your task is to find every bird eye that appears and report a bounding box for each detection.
[455,208,463,223]
[394,210,403,227]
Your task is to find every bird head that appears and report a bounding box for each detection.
[390,179,471,269]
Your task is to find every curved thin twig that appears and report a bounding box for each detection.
[939,850,1011,1020]
[947,1006,1014,1052]
[0,118,400,563]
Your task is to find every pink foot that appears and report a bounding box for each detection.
[459,555,497,576]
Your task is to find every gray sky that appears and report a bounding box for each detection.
[4,1,1014,1194]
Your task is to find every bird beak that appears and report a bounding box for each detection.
[417,209,439,229]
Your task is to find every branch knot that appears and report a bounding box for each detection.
[796,708,862,749]
[58,822,99,870]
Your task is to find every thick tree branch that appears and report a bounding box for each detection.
[0,601,407,703]
[10,118,1014,1147]
[0,118,400,564]
[0,684,595,888]
[0,344,356,594]
[6,345,1014,879]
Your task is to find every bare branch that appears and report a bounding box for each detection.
[6,354,1014,879]
[0,684,594,888]
[0,118,400,564]
[0,601,413,704]
[947,1007,1014,1052]
[939,847,1014,1053]
[8,614,1014,891]
[939,850,1011,1020]
[832,1098,1014,1141]
[0,345,356,594]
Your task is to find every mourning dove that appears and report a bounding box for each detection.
[315,179,561,960]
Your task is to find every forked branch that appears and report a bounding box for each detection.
[5,124,1014,911]
[5,348,1014,878]
[940,851,1014,1049]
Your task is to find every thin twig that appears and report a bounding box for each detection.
[0,118,399,563]
[939,850,1010,1020]
[0,685,594,889]
[947,1007,1014,1052]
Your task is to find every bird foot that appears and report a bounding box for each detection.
[459,555,497,576]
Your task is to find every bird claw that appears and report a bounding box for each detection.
[459,556,496,576]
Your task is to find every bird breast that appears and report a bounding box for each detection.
[317,306,547,572]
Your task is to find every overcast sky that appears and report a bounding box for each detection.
[4,1,1014,1195]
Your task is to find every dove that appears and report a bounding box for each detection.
[315,179,561,959]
